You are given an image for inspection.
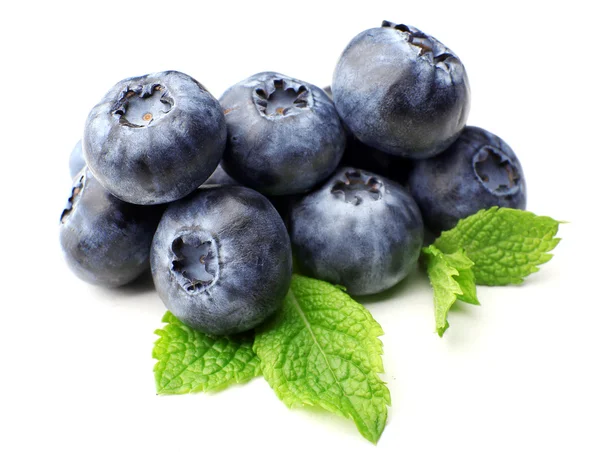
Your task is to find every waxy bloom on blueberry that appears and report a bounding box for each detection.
[151,186,292,336]
[59,168,162,287]
[409,126,527,233]
[220,72,346,196]
[333,21,470,159]
[84,70,226,205]
[290,167,424,296]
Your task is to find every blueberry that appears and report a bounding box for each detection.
[84,70,226,205]
[290,167,424,296]
[151,186,292,336]
[201,162,238,186]
[220,72,346,196]
[69,140,85,179]
[324,86,414,183]
[332,21,470,159]
[408,126,527,233]
[340,135,414,185]
[59,167,162,287]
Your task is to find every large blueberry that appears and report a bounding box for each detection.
[290,167,424,296]
[220,72,346,196]
[409,126,527,234]
[69,140,85,179]
[332,21,470,159]
[151,186,292,336]
[59,168,162,287]
[84,70,226,205]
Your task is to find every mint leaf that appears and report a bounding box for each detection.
[153,312,260,394]
[434,207,561,285]
[254,275,390,444]
[422,245,479,337]
[441,249,479,305]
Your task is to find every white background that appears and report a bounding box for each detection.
[1,1,598,452]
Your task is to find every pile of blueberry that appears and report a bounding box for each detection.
[60,22,526,336]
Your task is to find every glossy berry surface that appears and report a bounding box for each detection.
[290,167,424,296]
[69,140,85,179]
[220,72,346,196]
[332,21,470,159]
[84,70,226,205]
[409,126,527,234]
[151,186,292,335]
[59,168,162,287]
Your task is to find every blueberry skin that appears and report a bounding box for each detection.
[84,70,226,205]
[201,162,238,186]
[59,167,162,287]
[220,72,346,196]
[340,135,414,185]
[332,21,470,159]
[324,85,414,183]
[408,126,527,234]
[290,167,424,296]
[151,186,293,336]
[69,140,85,179]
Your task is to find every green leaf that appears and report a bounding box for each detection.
[254,275,390,444]
[153,312,260,395]
[434,207,561,285]
[422,245,479,337]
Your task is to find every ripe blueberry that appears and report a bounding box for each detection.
[408,126,527,233]
[290,167,424,296]
[324,86,414,184]
[84,70,226,205]
[59,168,162,287]
[151,186,292,335]
[220,72,346,196]
[332,21,470,158]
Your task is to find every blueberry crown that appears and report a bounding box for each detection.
[331,170,383,205]
[170,232,219,293]
[472,146,522,196]
[252,78,313,119]
[381,21,456,69]
[111,83,174,128]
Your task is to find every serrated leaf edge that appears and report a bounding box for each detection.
[255,276,390,444]
[153,312,260,395]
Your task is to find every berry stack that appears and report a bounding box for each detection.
[60,21,526,335]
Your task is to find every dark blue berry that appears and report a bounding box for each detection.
[408,126,527,233]
[84,70,226,205]
[290,167,424,295]
[220,72,346,196]
[59,168,162,287]
[151,186,292,335]
[332,22,470,158]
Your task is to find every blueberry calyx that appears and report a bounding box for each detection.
[252,78,313,119]
[170,231,219,293]
[381,20,456,69]
[472,146,521,196]
[111,83,174,127]
[331,169,383,205]
[60,173,85,224]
